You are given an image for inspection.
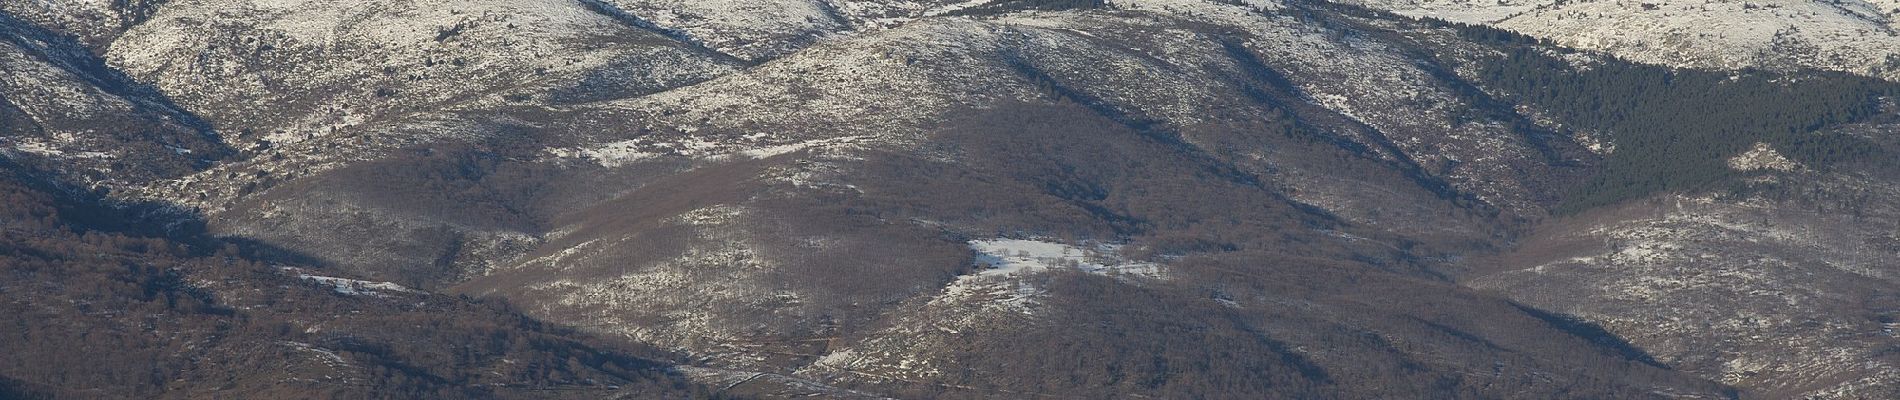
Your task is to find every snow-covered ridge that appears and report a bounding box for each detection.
[1344,0,1900,80]
[597,0,847,61]
[596,0,997,61]
[102,0,738,144]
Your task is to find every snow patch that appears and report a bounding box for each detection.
[280,341,350,367]
[5,139,110,159]
[927,238,1165,312]
[281,267,416,297]
[548,135,869,167]
[968,238,1163,279]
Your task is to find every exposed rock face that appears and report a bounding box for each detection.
[1728,142,1801,172]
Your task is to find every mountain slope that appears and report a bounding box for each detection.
[5,0,1900,398]
[100,0,739,146]
[0,10,226,191]
[0,0,165,50]
[0,164,724,399]
[1344,0,1900,80]
[114,0,1899,397]
[1469,120,1900,398]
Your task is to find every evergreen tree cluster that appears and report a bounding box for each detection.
[1450,24,1898,213]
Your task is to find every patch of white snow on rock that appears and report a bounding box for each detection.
[280,267,417,297]
[1728,142,1802,172]
[968,238,1163,279]
[929,238,1165,312]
